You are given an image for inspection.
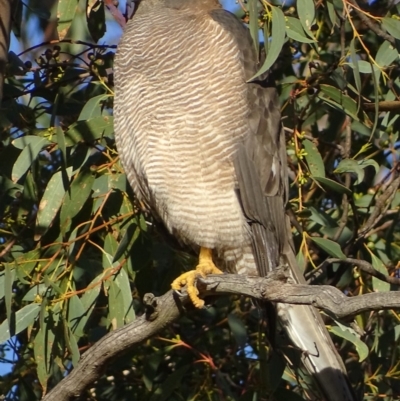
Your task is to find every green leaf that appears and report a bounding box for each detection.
[113,222,140,262]
[0,272,4,300]
[66,326,81,367]
[4,265,15,332]
[68,295,86,338]
[285,17,316,43]
[35,167,73,241]
[318,84,360,121]
[80,272,104,314]
[370,253,390,292]
[349,39,362,99]
[106,260,135,328]
[78,94,110,121]
[296,249,306,273]
[34,326,48,392]
[22,283,48,302]
[382,17,400,40]
[330,325,369,362]
[13,248,42,280]
[228,313,248,348]
[375,40,399,69]
[308,206,337,227]
[65,116,114,146]
[0,303,41,343]
[313,176,352,196]
[326,0,337,29]
[335,159,365,184]
[335,158,379,185]
[297,0,315,32]
[11,136,52,182]
[303,139,325,178]
[114,267,135,324]
[252,7,285,80]
[347,60,378,75]
[60,169,95,235]
[57,0,78,40]
[310,237,346,259]
[248,0,259,57]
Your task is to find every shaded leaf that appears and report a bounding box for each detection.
[114,222,140,262]
[310,237,346,259]
[11,136,52,182]
[68,295,86,338]
[87,0,106,42]
[0,303,41,343]
[78,94,110,121]
[313,176,352,195]
[60,168,95,235]
[149,365,189,401]
[65,116,114,146]
[318,84,360,121]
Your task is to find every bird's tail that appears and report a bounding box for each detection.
[276,244,357,401]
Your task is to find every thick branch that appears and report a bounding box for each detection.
[42,269,400,401]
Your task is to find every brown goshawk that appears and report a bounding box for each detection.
[114,1,357,400]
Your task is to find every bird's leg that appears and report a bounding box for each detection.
[171,247,223,308]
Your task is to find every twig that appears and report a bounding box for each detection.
[326,258,400,286]
[358,170,400,238]
[346,0,395,46]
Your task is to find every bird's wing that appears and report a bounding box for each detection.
[210,8,357,401]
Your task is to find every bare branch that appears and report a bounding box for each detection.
[358,171,400,238]
[42,268,400,401]
[363,101,400,112]
[347,0,395,46]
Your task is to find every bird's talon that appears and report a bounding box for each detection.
[171,247,222,308]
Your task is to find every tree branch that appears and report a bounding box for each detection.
[363,101,400,112]
[42,267,400,401]
[347,0,395,46]
[326,258,400,286]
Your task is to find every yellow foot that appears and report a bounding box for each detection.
[171,247,223,308]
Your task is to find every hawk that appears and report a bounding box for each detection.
[113,0,357,400]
